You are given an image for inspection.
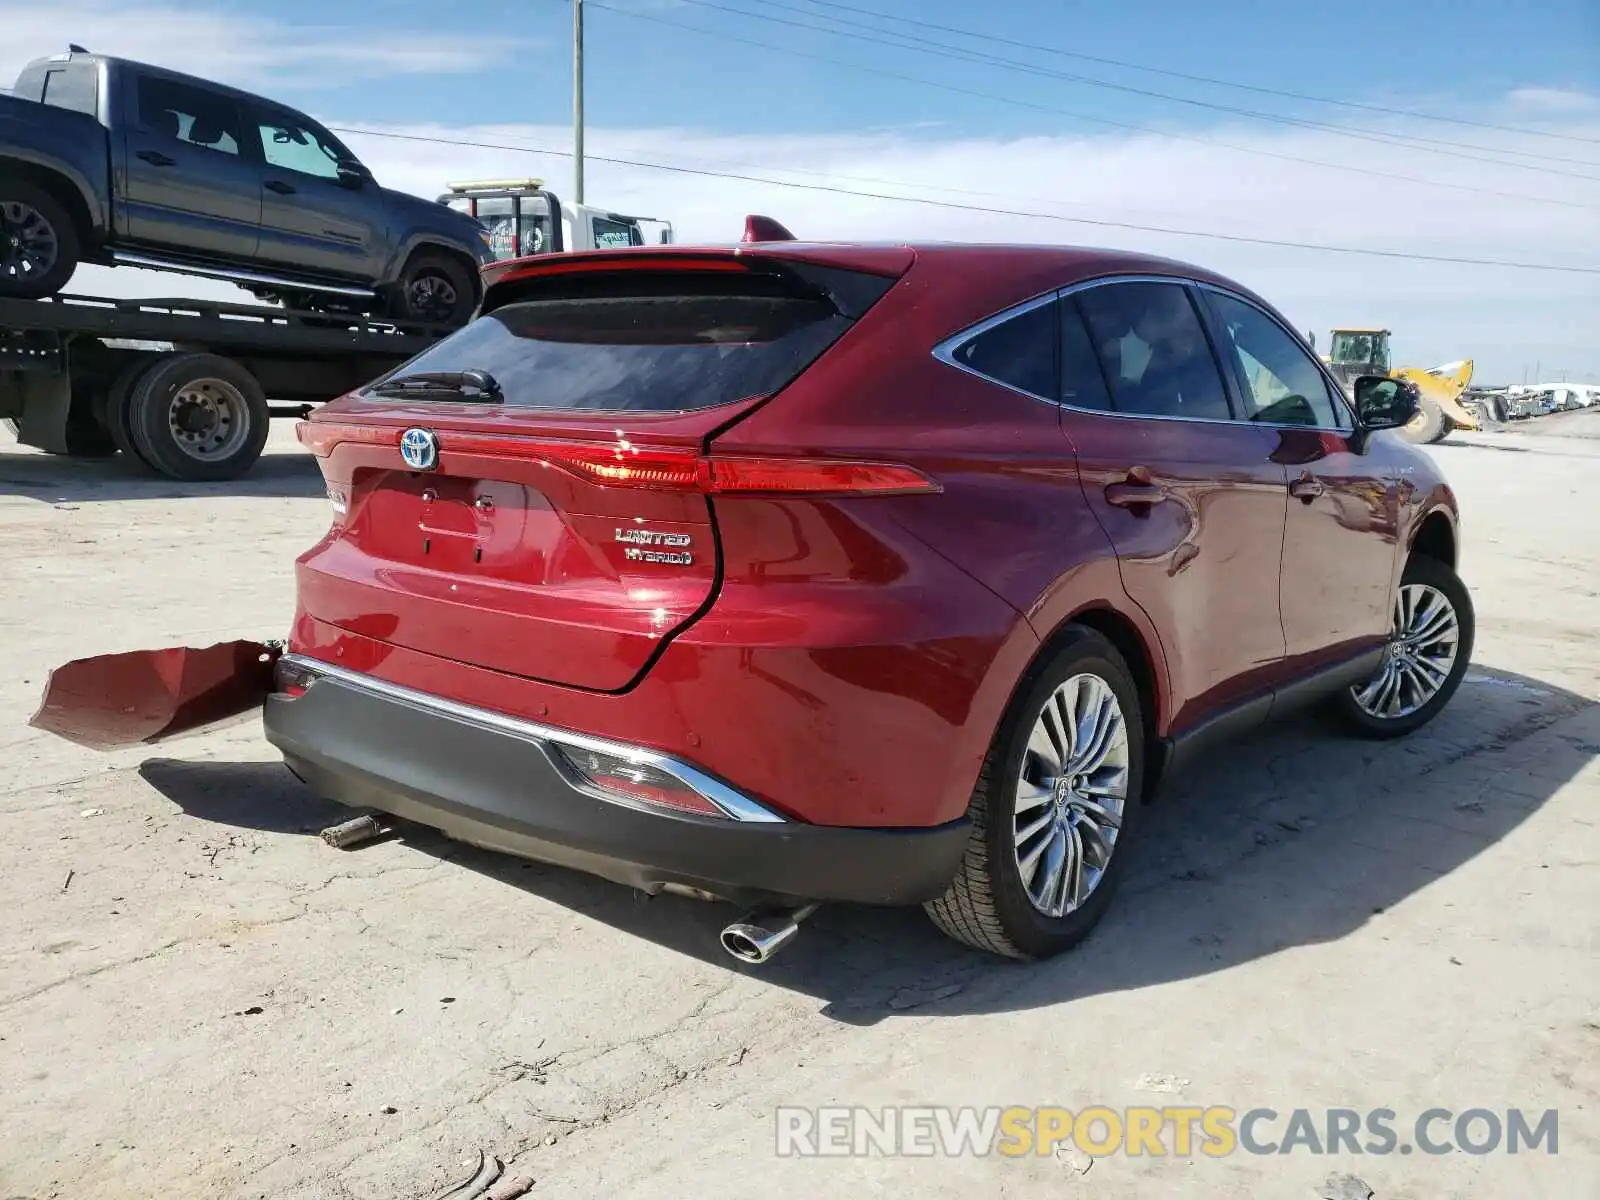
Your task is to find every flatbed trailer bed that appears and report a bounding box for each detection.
[0,293,449,480]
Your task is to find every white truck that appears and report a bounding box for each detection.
[437,178,674,261]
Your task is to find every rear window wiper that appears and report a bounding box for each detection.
[367,369,503,402]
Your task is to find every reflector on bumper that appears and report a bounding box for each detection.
[29,640,282,751]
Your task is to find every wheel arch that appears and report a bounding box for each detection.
[1409,506,1457,570]
[1016,600,1171,795]
[384,236,485,298]
[0,156,102,247]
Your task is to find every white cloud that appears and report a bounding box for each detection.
[0,2,530,87]
[1507,87,1600,113]
[318,113,1600,383]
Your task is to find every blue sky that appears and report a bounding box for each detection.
[4,0,1598,381]
[172,0,1598,139]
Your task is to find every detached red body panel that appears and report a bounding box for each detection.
[29,641,280,751]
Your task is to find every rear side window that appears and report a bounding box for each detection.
[41,66,98,116]
[947,299,1059,400]
[137,76,242,156]
[368,277,857,412]
[1076,282,1233,421]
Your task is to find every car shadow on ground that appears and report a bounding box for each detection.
[139,666,1596,1026]
[0,446,323,503]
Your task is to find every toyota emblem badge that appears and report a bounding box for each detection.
[400,427,439,471]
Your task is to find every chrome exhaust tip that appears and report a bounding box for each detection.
[719,904,818,965]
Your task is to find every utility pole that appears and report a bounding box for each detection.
[573,0,585,205]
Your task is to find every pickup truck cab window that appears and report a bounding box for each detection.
[40,65,97,117]
[137,75,242,157]
[253,110,348,181]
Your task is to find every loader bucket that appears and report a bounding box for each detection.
[29,641,281,751]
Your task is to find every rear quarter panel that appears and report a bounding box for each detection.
[0,92,111,236]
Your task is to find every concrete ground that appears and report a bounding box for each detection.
[2,416,1597,1200]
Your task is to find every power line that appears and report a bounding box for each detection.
[676,0,1600,182]
[791,0,1600,150]
[588,1,1596,209]
[327,124,1600,275]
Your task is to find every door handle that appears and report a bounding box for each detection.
[265,180,297,195]
[136,150,176,167]
[1104,479,1168,508]
[1289,475,1325,503]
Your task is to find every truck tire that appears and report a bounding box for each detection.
[126,353,270,481]
[0,182,80,300]
[1397,395,1445,445]
[103,357,160,470]
[391,251,476,327]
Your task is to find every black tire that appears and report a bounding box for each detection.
[0,182,80,300]
[103,356,160,469]
[2,404,115,457]
[390,251,476,327]
[1490,397,1508,424]
[126,353,270,481]
[1397,395,1445,445]
[925,627,1147,960]
[1332,555,1474,740]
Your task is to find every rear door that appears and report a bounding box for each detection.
[121,71,262,258]
[298,259,899,691]
[246,105,382,279]
[1062,279,1289,731]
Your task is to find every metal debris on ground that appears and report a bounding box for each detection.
[319,814,391,849]
[430,1151,502,1200]
[484,1175,534,1200]
[1319,1173,1375,1200]
[61,869,74,892]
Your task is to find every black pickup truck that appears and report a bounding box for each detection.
[0,49,491,325]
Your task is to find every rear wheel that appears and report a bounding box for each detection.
[0,183,79,300]
[103,356,160,469]
[1332,555,1474,739]
[926,628,1145,960]
[126,353,270,481]
[390,252,476,327]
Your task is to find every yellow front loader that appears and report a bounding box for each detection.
[1322,328,1478,444]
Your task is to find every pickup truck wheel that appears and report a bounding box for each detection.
[127,353,270,481]
[0,184,80,300]
[394,253,475,326]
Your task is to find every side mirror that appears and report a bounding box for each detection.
[336,161,369,189]
[1354,375,1420,431]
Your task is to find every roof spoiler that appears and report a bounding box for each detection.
[742,215,795,244]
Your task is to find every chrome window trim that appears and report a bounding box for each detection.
[279,653,786,824]
[932,272,1358,434]
[930,289,1062,405]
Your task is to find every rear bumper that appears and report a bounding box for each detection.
[262,657,969,908]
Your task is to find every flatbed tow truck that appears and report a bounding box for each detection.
[0,292,450,480]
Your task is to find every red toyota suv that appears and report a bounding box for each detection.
[262,239,1472,962]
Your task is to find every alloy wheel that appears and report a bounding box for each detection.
[1013,673,1130,918]
[408,272,458,322]
[0,201,59,282]
[1351,583,1460,720]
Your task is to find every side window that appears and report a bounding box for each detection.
[1059,302,1114,411]
[1205,292,1344,428]
[254,111,346,180]
[137,76,242,156]
[591,215,643,248]
[948,299,1059,401]
[41,66,98,116]
[1075,282,1232,421]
